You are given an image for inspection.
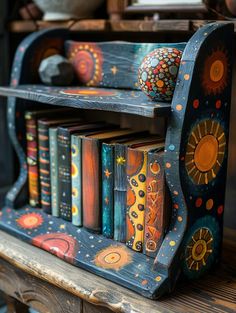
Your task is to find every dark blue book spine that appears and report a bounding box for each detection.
[102,143,114,238]
[58,128,72,221]
[114,144,127,242]
[71,134,82,226]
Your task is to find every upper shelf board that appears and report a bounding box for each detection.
[0,85,171,118]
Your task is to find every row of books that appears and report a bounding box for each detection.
[26,108,168,256]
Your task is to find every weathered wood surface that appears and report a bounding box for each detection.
[8,19,236,33]
[0,258,83,313]
[0,85,171,118]
[0,229,235,313]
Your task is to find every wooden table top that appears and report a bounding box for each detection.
[0,228,235,313]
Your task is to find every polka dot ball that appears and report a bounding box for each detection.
[138,47,182,102]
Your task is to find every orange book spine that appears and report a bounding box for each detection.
[82,138,101,232]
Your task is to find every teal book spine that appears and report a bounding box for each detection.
[49,128,59,217]
[114,144,127,242]
[102,143,114,238]
[71,134,82,226]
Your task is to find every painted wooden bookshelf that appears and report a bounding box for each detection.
[0,22,234,303]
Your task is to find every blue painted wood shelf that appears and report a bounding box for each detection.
[0,205,168,299]
[0,85,171,118]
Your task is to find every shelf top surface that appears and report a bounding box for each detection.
[0,85,171,118]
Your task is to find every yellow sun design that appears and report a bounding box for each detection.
[186,228,213,271]
[94,245,132,270]
[185,120,226,185]
[202,47,228,95]
[116,156,126,165]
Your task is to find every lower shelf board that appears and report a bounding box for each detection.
[0,206,168,299]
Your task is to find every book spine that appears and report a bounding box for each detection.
[144,152,165,258]
[25,113,40,207]
[82,138,101,232]
[126,149,147,252]
[49,128,59,217]
[114,144,127,242]
[58,128,72,221]
[102,143,114,238]
[38,121,51,213]
[71,135,82,226]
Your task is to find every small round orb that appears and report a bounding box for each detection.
[138,47,182,102]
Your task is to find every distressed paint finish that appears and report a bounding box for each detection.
[0,23,233,299]
[65,41,186,90]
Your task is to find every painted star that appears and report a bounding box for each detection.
[59,224,66,230]
[104,168,112,178]
[111,66,118,75]
[116,156,126,165]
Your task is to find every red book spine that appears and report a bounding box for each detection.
[25,113,40,207]
[82,138,101,232]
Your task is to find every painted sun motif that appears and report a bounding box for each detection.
[17,212,43,229]
[185,227,213,272]
[202,47,229,95]
[185,119,226,185]
[68,43,103,86]
[116,156,126,165]
[94,245,132,270]
[183,216,220,279]
[60,89,117,97]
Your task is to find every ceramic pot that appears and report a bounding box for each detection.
[33,0,104,21]
[225,0,236,15]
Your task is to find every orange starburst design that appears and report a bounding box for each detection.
[104,168,112,178]
[94,245,132,271]
[202,47,229,96]
[17,212,43,229]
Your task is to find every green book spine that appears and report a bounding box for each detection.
[49,128,59,217]
[71,135,82,226]
[102,143,114,238]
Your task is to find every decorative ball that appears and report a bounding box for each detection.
[39,54,74,86]
[138,47,182,102]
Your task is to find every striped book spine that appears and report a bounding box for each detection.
[38,121,51,213]
[102,143,114,238]
[25,112,40,207]
[49,128,59,217]
[71,134,82,226]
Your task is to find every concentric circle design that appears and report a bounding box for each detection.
[94,245,132,270]
[138,47,182,101]
[182,216,220,279]
[71,144,78,157]
[17,212,43,229]
[185,119,226,185]
[68,43,103,86]
[202,48,228,95]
